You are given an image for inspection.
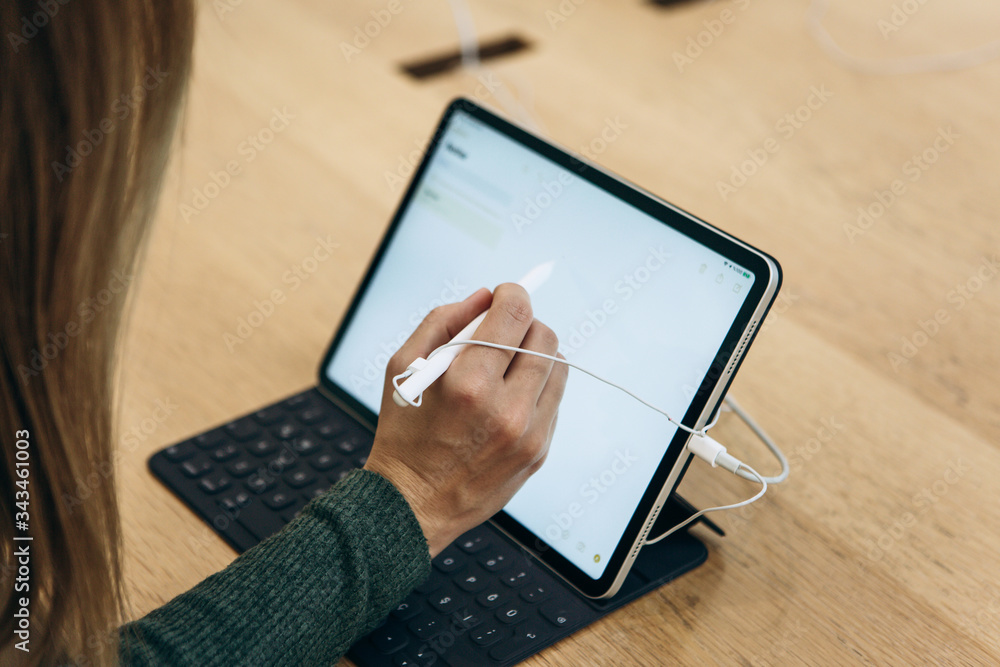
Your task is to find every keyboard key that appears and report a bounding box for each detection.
[454,572,488,593]
[334,433,366,455]
[470,622,505,647]
[370,621,409,654]
[198,475,231,494]
[262,490,296,511]
[408,645,437,667]
[451,607,482,631]
[391,595,422,621]
[226,459,255,478]
[439,651,486,667]
[303,485,331,501]
[181,459,213,479]
[224,419,260,441]
[414,574,443,594]
[272,422,302,441]
[217,490,251,514]
[433,552,464,573]
[475,589,507,609]
[488,623,551,662]
[502,569,531,588]
[285,469,315,489]
[310,452,338,471]
[457,535,489,554]
[478,551,509,572]
[162,442,195,462]
[246,474,277,494]
[297,407,326,424]
[253,406,284,425]
[408,613,445,641]
[429,589,462,614]
[267,450,298,472]
[328,466,352,484]
[495,601,525,625]
[315,421,346,439]
[520,585,550,604]
[210,443,240,462]
[234,496,287,542]
[248,438,278,457]
[283,393,312,411]
[194,430,226,449]
[291,437,321,456]
[354,454,368,468]
[539,601,580,629]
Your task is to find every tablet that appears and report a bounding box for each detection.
[319,98,781,599]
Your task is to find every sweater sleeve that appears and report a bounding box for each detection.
[119,469,431,666]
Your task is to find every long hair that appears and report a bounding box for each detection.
[0,2,194,664]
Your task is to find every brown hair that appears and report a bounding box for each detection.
[0,2,194,664]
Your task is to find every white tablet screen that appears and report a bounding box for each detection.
[325,110,755,579]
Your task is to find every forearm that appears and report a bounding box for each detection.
[119,470,430,666]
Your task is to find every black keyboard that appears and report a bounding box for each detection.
[149,388,717,666]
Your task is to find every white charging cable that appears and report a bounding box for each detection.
[806,0,1000,75]
[445,0,547,134]
[394,338,788,542]
[644,463,766,545]
[394,339,725,438]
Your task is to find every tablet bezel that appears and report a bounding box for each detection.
[317,98,781,599]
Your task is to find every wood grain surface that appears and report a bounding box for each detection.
[116,1,1000,664]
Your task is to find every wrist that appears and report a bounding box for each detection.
[364,457,455,557]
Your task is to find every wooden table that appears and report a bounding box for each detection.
[119,0,1000,663]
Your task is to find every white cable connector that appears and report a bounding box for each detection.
[687,434,742,475]
[393,337,787,546]
[647,419,782,545]
[391,357,430,407]
[394,340,788,485]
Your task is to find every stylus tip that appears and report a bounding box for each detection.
[392,390,409,407]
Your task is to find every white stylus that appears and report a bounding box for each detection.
[392,261,555,407]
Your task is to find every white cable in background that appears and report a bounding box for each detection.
[445,0,547,134]
[723,394,788,484]
[644,463,766,545]
[806,0,1000,75]
[447,0,480,69]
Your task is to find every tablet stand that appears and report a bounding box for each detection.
[582,492,723,615]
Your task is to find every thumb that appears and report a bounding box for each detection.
[388,287,492,376]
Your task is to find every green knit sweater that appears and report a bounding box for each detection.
[119,469,431,666]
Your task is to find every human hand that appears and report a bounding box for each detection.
[364,285,568,557]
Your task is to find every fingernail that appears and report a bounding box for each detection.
[464,287,487,301]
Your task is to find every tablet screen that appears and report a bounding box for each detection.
[323,105,762,584]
